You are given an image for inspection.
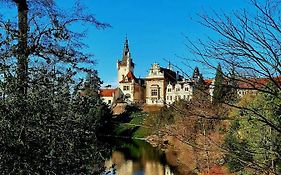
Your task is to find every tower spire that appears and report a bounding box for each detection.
[122,36,130,61]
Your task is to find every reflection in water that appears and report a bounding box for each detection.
[102,139,175,175]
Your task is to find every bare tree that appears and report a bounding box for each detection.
[181,0,281,174]
[0,0,109,98]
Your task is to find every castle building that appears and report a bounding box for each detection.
[116,38,145,103]
[99,38,281,108]
[100,38,195,106]
[145,63,182,105]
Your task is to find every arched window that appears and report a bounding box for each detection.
[125,93,131,98]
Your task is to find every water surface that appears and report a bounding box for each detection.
[102,139,176,175]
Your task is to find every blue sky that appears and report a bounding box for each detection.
[2,0,252,87]
[80,0,252,87]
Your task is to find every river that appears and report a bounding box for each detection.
[102,139,177,175]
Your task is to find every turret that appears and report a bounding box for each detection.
[122,37,130,61]
[117,37,135,84]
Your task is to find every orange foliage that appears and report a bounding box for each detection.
[200,165,233,175]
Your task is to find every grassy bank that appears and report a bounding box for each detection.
[111,111,153,138]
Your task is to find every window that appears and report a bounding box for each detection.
[170,96,172,100]
[151,89,158,96]
[123,86,129,91]
[151,98,157,103]
[108,100,111,104]
[176,88,180,92]
[167,88,171,92]
[183,95,186,99]
[185,87,188,91]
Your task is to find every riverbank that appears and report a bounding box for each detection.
[106,104,234,174]
[146,134,233,175]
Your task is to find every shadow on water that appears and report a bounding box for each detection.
[102,138,178,175]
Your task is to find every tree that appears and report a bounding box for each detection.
[192,67,206,101]
[225,66,238,104]
[212,64,224,105]
[0,60,112,174]
[188,0,281,132]
[0,0,109,98]
[192,66,200,79]
[225,83,281,174]
[0,1,112,174]
[84,70,102,97]
[186,0,281,174]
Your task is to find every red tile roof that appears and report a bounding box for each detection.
[204,79,213,86]
[237,76,281,89]
[99,89,116,97]
[204,76,281,89]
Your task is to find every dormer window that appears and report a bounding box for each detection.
[167,88,171,92]
[185,87,188,91]
[176,88,180,92]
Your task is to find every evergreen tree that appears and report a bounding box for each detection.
[84,70,102,97]
[212,64,224,105]
[193,73,206,101]
[0,67,112,174]
[225,66,238,104]
[197,74,205,90]
[193,67,200,79]
[0,1,112,174]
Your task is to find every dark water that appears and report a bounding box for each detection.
[102,139,176,175]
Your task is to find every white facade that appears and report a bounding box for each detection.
[165,81,193,105]
[101,96,114,106]
[120,81,135,103]
[145,63,166,105]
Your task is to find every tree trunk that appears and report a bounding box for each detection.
[15,0,28,97]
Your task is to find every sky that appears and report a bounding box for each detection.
[3,0,252,87]
[79,0,253,87]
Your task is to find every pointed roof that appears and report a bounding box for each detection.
[118,37,135,68]
[122,37,130,61]
[193,67,200,79]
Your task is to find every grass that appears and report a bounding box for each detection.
[113,111,152,138]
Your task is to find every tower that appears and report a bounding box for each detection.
[117,37,134,85]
